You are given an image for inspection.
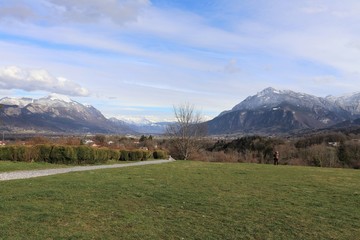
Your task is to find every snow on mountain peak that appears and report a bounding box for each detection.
[46,93,73,103]
[230,87,331,112]
[0,97,34,107]
[114,116,153,125]
[259,87,280,95]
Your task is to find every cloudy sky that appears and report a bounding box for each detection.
[0,0,360,121]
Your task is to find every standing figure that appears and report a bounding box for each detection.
[273,151,279,165]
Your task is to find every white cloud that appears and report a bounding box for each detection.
[224,59,241,74]
[48,0,150,24]
[0,66,89,96]
[0,0,150,25]
[2,0,360,120]
[301,6,328,14]
[0,3,35,21]
[311,75,337,84]
[129,7,250,52]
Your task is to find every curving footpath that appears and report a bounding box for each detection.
[0,159,175,181]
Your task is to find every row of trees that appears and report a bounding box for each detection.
[204,135,360,169]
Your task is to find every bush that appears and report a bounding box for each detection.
[108,149,120,161]
[153,150,168,159]
[94,148,110,163]
[17,146,39,162]
[338,141,360,169]
[76,147,118,164]
[119,150,153,161]
[76,146,95,164]
[35,145,53,162]
[142,151,153,161]
[0,144,170,165]
[119,150,130,161]
[0,146,39,162]
[49,146,77,164]
[0,146,15,161]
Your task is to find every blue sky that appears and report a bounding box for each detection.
[0,0,360,122]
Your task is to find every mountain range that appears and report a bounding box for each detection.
[109,117,169,135]
[1,87,360,135]
[0,94,133,134]
[206,87,360,135]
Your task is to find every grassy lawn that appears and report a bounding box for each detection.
[0,161,359,239]
[0,161,70,173]
[0,160,128,173]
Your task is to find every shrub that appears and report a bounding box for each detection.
[0,145,131,164]
[119,150,130,161]
[18,146,39,162]
[0,146,14,161]
[108,149,120,161]
[0,146,39,162]
[153,150,168,159]
[129,150,144,161]
[119,150,154,161]
[142,151,153,161]
[76,146,95,164]
[49,146,77,164]
[94,148,110,163]
[35,145,53,162]
[338,141,360,169]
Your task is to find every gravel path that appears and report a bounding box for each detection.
[0,159,175,181]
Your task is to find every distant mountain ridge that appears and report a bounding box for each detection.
[207,87,360,135]
[109,117,170,134]
[0,94,171,134]
[0,94,134,134]
[2,87,360,135]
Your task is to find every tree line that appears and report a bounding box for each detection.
[196,133,360,169]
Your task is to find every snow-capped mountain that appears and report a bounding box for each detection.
[115,116,155,125]
[207,87,360,135]
[109,117,170,134]
[0,97,34,108]
[2,87,360,135]
[328,92,360,115]
[0,94,134,134]
[231,87,333,111]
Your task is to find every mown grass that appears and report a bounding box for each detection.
[0,160,130,173]
[0,161,359,239]
[0,161,70,173]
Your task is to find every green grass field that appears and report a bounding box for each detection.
[0,161,70,173]
[0,161,359,239]
[0,160,123,173]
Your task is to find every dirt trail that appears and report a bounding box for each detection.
[0,159,175,181]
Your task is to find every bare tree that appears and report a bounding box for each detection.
[167,103,207,160]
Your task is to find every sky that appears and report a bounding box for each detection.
[0,0,360,122]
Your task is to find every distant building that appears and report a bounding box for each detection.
[328,142,339,147]
[84,139,94,145]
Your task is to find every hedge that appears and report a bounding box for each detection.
[119,150,153,161]
[153,150,168,159]
[0,145,109,164]
[119,150,168,161]
[49,146,77,164]
[0,145,168,164]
